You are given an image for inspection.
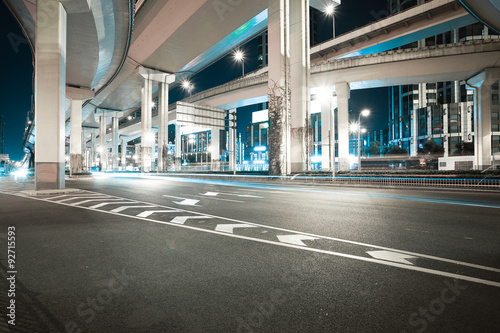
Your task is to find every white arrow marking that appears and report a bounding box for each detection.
[277,235,319,246]
[170,216,211,224]
[111,206,157,213]
[215,224,258,234]
[173,199,200,206]
[137,210,180,218]
[89,201,136,209]
[366,250,417,265]
[203,192,219,196]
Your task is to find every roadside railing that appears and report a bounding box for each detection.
[290,176,500,188]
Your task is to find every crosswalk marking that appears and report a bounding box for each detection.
[111,205,157,213]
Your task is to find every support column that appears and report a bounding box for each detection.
[121,136,128,171]
[289,0,310,173]
[211,128,221,170]
[70,99,82,175]
[175,124,182,170]
[268,0,290,175]
[467,68,500,169]
[112,116,119,171]
[336,82,350,170]
[34,0,67,190]
[320,90,333,171]
[98,114,108,171]
[141,78,153,172]
[158,82,169,172]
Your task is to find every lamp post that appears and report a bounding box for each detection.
[357,109,370,171]
[325,4,336,38]
[234,49,245,77]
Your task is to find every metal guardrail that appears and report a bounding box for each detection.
[291,176,500,188]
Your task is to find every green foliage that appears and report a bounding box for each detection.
[418,139,444,155]
[365,141,381,156]
[453,142,474,156]
[385,145,407,155]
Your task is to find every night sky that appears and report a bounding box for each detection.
[0,0,388,161]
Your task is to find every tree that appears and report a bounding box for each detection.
[418,139,444,155]
[453,142,474,156]
[385,145,407,155]
[365,141,381,156]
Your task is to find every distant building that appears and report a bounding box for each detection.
[387,0,500,158]
[0,115,5,155]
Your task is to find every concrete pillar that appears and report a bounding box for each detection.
[158,82,169,172]
[336,82,350,170]
[112,116,119,171]
[289,0,310,173]
[211,129,221,164]
[268,0,291,175]
[90,129,96,169]
[175,124,182,169]
[467,68,500,169]
[34,0,67,190]
[70,99,83,174]
[320,90,333,171]
[141,77,153,172]
[121,136,128,171]
[98,114,108,171]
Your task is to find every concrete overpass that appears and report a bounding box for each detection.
[9,0,500,189]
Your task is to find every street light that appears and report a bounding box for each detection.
[357,109,370,171]
[182,79,194,97]
[233,49,245,77]
[325,4,336,38]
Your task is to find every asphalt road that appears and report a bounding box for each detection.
[0,174,499,332]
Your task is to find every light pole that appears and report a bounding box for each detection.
[234,49,245,77]
[325,4,336,38]
[357,109,370,171]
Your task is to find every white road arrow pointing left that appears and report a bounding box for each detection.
[366,250,417,265]
[215,224,258,234]
[277,235,319,246]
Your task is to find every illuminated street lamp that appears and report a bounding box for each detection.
[325,4,336,38]
[233,49,245,77]
[182,79,194,97]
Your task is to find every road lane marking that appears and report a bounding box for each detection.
[10,191,500,288]
[71,198,122,206]
[277,235,320,246]
[173,199,200,206]
[137,210,180,218]
[53,196,110,203]
[171,216,212,224]
[111,205,157,213]
[191,195,244,203]
[215,224,258,233]
[367,250,418,265]
[89,201,137,209]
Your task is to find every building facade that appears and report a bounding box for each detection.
[387,0,500,163]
